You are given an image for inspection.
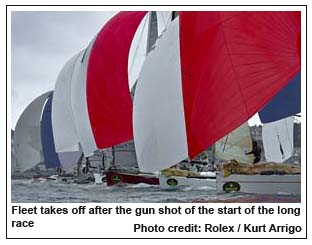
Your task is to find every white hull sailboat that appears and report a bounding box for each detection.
[217,174,300,195]
[159,171,216,189]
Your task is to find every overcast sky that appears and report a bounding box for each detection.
[11,11,117,129]
[11,11,262,129]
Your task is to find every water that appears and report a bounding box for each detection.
[11,179,300,203]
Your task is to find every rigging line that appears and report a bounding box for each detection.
[222,134,229,152]
[129,15,148,75]
[112,146,116,166]
[275,124,285,159]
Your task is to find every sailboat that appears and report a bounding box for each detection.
[133,11,301,194]
[217,74,301,194]
[158,122,253,188]
[41,92,82,182]
[103,11,162,186]
[63,11,172,186]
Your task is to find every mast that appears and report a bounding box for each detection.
[112,146,116,166]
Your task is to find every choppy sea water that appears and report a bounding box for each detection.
[11,179,300,203]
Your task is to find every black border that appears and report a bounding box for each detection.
[6,4,308,239]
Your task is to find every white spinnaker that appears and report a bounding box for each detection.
[52,52,82,153]
[128,12,172,90]
[128,14,149,89]
[215,122,254,163]
[262,117,294,163]
[133,18,188,172]
[13,92,51,172]
[71,42,97,157]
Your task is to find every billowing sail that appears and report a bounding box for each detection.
[71,44,97,157]
[259,71,301,123]
[129,11,172,89]
[179,11,300,159]
[13,92,51,172]
[262,117,294,162]
[52,52,82,152]
[134,18,188,172]
[87,11,147,149]
[134,11,300,172]
[40,93,61,169]
[215,122,254,163]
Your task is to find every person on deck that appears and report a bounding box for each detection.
[245,141,262,164]
[82,157,95,174]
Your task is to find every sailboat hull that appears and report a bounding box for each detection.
[106,171,159,186]
[159,174,216,189]
[217,174,301,195]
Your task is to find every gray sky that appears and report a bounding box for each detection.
[11,11,262,129]
[11,11,116,129]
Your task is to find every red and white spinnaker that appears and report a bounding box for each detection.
[134,11,301,172]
